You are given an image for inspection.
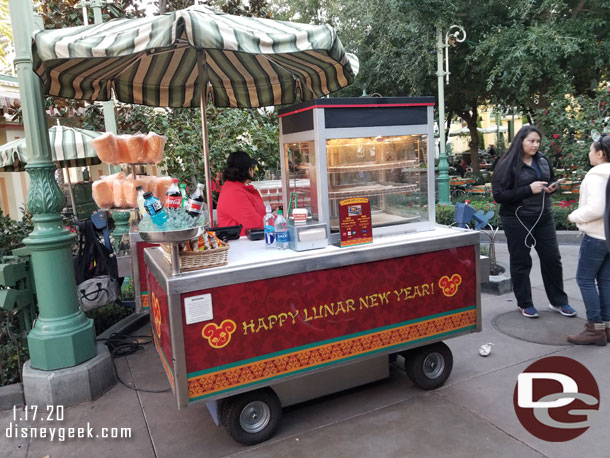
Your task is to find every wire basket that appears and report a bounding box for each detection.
[160,243,229,272]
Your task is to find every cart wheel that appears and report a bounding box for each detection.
[221,388,282,445]
[403,342,453,390]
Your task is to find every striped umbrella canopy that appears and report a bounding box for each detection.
[0,125,102,172]
[31,5,359,108]
[31,5,358,224]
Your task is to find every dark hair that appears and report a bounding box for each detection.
[493,125,542,188]
[222,151,257,182]
[592,134,610,162]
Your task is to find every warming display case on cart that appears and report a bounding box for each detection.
[278,97,435,242]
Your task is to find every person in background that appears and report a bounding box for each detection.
[491,125,576,319]
[455,158,467,178]
[567,134,610,345]
[216,151,266,236]
[487,144,497,159]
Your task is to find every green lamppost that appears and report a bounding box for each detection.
[436,25,466,204]
[8,0,96,370]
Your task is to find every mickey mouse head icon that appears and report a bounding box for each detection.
[202,319,237,349]
[439,274,462,297]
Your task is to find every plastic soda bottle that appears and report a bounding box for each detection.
[186,183,205,217]
[179,183,188,208]
[143,191,168,227]
[263,205,275,248]
[274,208,288,250]
[136,185,147,216]
[165,178,182,210]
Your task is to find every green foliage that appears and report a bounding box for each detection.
[270,0,610,172]
[0,0,12,74]
[534,87,610,175]
[0,210,32,256]
[552,200,578,230]
[0,312,29,386]
[85,302,134,336]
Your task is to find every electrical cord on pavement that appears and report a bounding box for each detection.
[97,332,171,393]
[515,191,546,249]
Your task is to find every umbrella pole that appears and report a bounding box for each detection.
[63,164,78,220]
[197,51,214,227]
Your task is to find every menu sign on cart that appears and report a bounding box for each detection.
[339,197,372,247]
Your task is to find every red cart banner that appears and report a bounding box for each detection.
[148,269,174,391]
[175,245,477,401]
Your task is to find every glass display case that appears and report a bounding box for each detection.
[325,135,427,230]
[278,97,436,243]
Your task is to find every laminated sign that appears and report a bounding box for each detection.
[339,197,373,247]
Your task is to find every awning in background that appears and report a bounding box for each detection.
[0,125,102,172]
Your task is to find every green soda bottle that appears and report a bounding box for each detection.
[180,183,188,208]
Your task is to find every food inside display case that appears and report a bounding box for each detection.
[284,141,318,220]
[326,135,428,230]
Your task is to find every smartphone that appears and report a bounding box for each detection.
[546,178,566,188]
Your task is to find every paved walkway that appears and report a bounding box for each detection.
[2,242,609,458]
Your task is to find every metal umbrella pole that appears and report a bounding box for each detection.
[197,50,214,227]
[61,164,78,218]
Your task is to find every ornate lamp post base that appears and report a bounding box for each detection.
[24,164,96,370]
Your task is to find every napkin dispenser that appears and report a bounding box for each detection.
[287,220,328,251]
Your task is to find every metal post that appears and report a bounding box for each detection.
[8,0,96,370]
[436,25,466,205]
[436,27,450,204]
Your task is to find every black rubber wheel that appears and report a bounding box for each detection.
[221,388,282,445]
[403,342,453,390]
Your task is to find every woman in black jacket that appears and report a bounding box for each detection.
[492,125,576,319]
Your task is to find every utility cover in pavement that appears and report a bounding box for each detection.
[492,311,586,346]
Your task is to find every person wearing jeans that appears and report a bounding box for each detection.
[492,125,576,318]
[567,135,610,345]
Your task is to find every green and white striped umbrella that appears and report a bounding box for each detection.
[31,5,358,224]
[32,5,359,108]
[0,125,102,172]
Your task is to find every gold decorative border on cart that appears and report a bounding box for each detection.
[187,308,476,401]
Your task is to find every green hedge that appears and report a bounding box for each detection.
[436,200,577,230]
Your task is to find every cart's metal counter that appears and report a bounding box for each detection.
[144,226,480,295]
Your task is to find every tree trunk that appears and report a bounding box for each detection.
[459,104,480,173]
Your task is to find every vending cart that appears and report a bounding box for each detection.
[144,97,482,445]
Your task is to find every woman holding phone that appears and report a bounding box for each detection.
[492,125,576,318]
[567,134,610,345]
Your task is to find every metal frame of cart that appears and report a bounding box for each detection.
[144,226,481,445]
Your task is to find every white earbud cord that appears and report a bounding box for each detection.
[515,192,546,248]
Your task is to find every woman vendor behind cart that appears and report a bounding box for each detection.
[216,151,266,236]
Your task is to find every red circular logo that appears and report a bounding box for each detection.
[513,356,600,441]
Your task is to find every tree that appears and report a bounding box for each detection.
[269,0,610,172]
[0,0,13,74]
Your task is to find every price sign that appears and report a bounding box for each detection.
[338,197,373,247]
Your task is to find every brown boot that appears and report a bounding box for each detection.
[567,322,607,346]
[605,322,610,341]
